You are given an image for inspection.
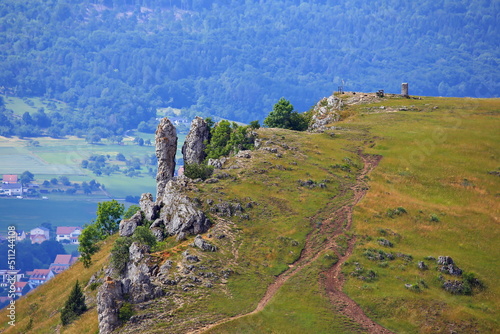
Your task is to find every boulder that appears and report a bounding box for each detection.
[194,235,217,252]
[418,261,428,270]
[159,260,172,275]
[182,117,210,165]
[156,118,177,199]
[210,201,244,217]
[440,264,463,276]
[183,250,200,263]
[208,157,227,169]
[443,280,466,294]
[378,238,394,248]
[119,211,143,237]
[437,256,454,265]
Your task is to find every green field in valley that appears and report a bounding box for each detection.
[0,116,188,231]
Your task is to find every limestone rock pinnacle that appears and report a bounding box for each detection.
[155,117,177,199]
[182,116,210,165]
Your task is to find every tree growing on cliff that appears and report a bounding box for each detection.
[95,200,124,236]
[61,280,87,325]
[79,200,125,267]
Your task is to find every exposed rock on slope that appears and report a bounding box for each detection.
[158,177,211,241]
[182,116,210,165]
[119,211,143,237]
[97,243,164,334]
[156,117,177,199]
[100,117,215,333]
[97,278,124,334]
[308,95,343,132]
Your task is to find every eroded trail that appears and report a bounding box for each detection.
[189,153,390,334]
[321,153,393,334]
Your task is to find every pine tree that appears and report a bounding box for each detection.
[61,281,87,325]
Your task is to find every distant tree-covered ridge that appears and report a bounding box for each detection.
[0,0,497,138]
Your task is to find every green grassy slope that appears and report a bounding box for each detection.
[0,96,497,334]
[342,97,499,333]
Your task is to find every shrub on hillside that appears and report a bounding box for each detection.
[111,226,157,274]
[184,163,214,180]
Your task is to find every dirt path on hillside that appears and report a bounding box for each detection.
[188,153,390,334]
[320,153,394,334]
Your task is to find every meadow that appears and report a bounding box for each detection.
[0,96,497,333]
[341,97,500,333]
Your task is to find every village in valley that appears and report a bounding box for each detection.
[0,182,83,310]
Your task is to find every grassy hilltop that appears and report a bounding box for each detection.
[0,95,498,334]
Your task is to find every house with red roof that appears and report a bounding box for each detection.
[48,254,78,274]
[28,269,54,288]
[30,226,50,244]
[56,226,82,244]
[2,175,18,184]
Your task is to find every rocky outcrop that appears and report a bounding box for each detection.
[182,116,210,165]
[119,211,143,237]
[122,242,164,303]
[308,95,343,132]
[159,177,211,241]
[97,244,165,333]
[97,278,124,334]
[437,256,462,276]
[140,193,160,221]
[156,117,177,199]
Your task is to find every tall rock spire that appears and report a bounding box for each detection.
[182,116,210,165]
[155,117,177,199]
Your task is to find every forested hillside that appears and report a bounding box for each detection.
[0,0,498,137]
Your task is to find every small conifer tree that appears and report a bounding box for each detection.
[61,280,87,325]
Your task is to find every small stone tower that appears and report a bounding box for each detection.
[401,83,409,97]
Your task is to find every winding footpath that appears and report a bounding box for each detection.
[189,152,392,334]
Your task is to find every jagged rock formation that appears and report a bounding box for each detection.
[139,193,160,221]
[182,116,210,165]
[159,177,211,241]
[156,117,177,199]
[122,242,164,303]
[308,95,343,132]
[97,116,242,333]
[97,243,164,334]
[119,211,143,237]
[97,278,124,334]
[97,242,164,334]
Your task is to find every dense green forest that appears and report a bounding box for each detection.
[0,0,498,137]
